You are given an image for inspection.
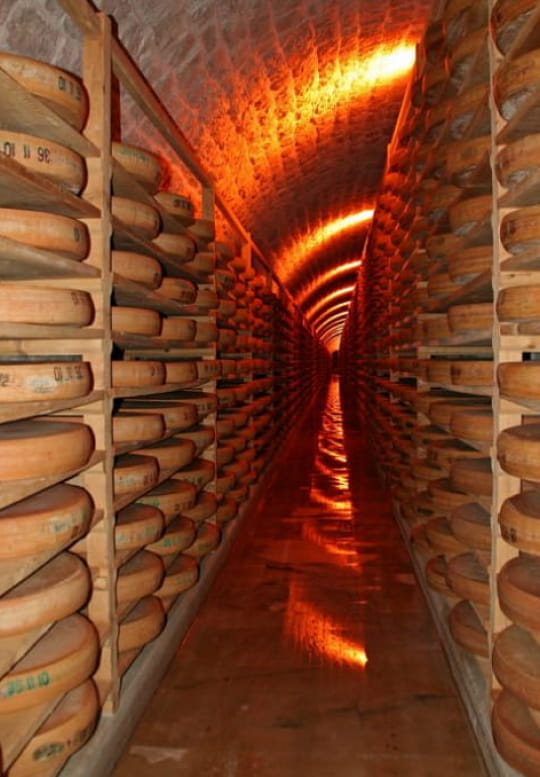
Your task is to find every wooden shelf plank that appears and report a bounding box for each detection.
[113,274,199,316]
[0,623,52,679]
[0,390,105,425]
[0,324,104,341]
[0,154,99,219]
[0,450,105,511]
[0,68,99,158]
[0,234,100,280]
[424,271,493,313]
[112,380,202,400]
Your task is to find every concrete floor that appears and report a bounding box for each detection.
[112,378,487,777]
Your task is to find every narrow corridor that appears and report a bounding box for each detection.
[112,378,487,777]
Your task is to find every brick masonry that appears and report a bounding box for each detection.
[1,0,431,326]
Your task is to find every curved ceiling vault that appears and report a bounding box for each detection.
[94,0,431,344]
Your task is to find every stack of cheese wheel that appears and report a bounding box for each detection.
[137,479,197,524]
[0,130,86,193]
[494,47,540,121]
[183,521,220,559]
[118,596,165,657]
[147,516,196,557]
[134,437,195,474]
[172,458,214,491]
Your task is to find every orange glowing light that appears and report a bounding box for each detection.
[281,210,374,284]
[307,286,355,322]
[285,580,368,668]
[298,260,364,308]
[313,307,349,331]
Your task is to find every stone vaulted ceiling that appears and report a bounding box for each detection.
[3,0,432,345]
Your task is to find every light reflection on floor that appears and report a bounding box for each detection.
[285,378,368,668]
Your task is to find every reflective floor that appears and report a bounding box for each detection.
[112,378,487,776]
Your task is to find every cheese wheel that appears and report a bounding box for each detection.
[163,360,198,385]
[501,205,540,254]
[159,317,196,341]
[448,245,492,282]
[112,251,162,289]
[448,599,489,658]
[499,423,540,479]
[446,135,491,190]
[0,360,92,402]
[426,360,452,384]
[112,196,160,240]
[183,251,215,276]
[143,391,216,420]
[154,191,194,225]
[216,498,238,525]
[184,522,220,558]
[216,472,235,495]
[112,412,164,444]
[497,133,540,189]
[137,479,197,521]
[147,516,196,556]
[500,491,540,553]
[0,420,93,481]
[112,306,161,336]
[229,483,249,502]
[152,232,195,261]
[116,550,164,604]
[427,273,462,300]
[0,209,89,260]
[498,286,540,322]
[0,484,92,560]
[175,426,214,457]
[492,689,540,777]
[0,552,89,636]
[498,555,540,633]
[187,218,215,245]
[217,444,235,467]
[222,459,250,481]
[119,400,197,432]
[0,614,98,713]
[196,360,221,380]
[0,53,88,130]
[112,360,165,389]
[216,417,235,438]
[192,288,218,310]
[216,269,235,290]
[426,439,480,469]
[428,478,471,514]
[113,454,159,497]
[155,554,198,599]
[172,458,215,490]
[495,48,540,121]
[499,362,540,400]
[451,502,491,551]
[448,82,489,140]
[157,277,197,304]
[426,556,455,597]
[8,679,99,777]
[450,458,492,498]
[423,315,451,340]
[428,397,486,427]
[449,28,490,90]
[115,504,164,551]
[494,625,540,710]
[450,407,493,442]
[446,552,489,605]
[492,0,537,54]
[449,195,492,236]
[112,142,162,193]
[425,516,468,557]
[0,284,93,327]
[135,438,195,472]
[0,130,85,194]
[450,360,493,386]
[118,596,164,653]
[182,492,217,523]
[194,320,218,344]
[448,302,492,333]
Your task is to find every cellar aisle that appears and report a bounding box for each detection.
[112,377,487,777]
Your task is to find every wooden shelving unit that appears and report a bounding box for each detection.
[0,3,327,776]
[341,2,540,775]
